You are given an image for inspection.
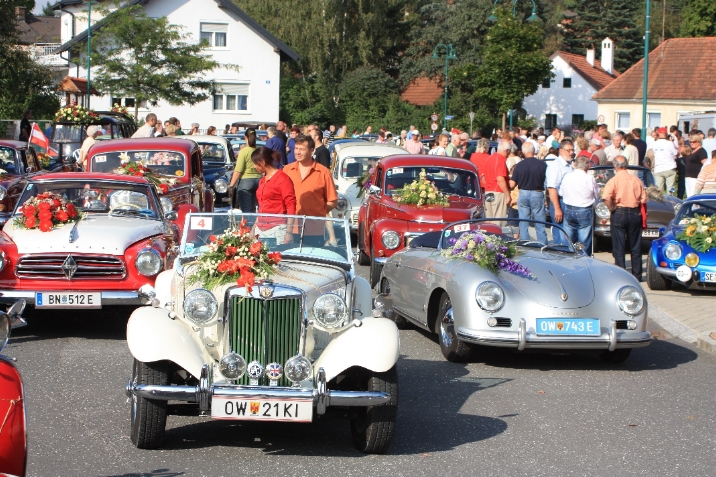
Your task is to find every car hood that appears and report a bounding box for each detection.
[499,250,595,308]
[646,195,679,226]
[384,197,480,224]
[4,215,166,255]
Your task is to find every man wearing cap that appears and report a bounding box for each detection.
[650,127,678,193]
[589,137,607,165]
[404,130,424,154]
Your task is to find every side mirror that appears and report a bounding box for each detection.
[485,192,496,203]
[368,185,380,196]
[574,242,586,253]
[165,211,178,221]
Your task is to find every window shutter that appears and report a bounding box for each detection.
[200,23,228,33]
[218,84,249,96]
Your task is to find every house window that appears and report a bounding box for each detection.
[111,97,147,109]
[200,23,227,48]
[541,77,550,88]
[616,112,630,129]
[647,112,662,129]
[563,78,572,88]
[571,114,584,126]
[545,114,558,130]
[212,84,249,112]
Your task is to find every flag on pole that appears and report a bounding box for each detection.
[29,122,57,155]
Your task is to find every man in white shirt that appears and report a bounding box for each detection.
[559,156,601,254]
[131,113,157,138]
[702,128,716,165]
[604,132,623,162]
[650,127,678,193]
[546,139,576,245]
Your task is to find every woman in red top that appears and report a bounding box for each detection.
[252,148,297,245]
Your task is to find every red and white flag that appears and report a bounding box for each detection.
[29,122,57,155]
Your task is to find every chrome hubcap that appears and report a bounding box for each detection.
[440,305,455,348]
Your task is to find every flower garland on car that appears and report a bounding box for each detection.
[36,152,52,170]
[677,214,716,253]
[442,231,533,278]
[54,105,98,125]
[187,219,282,292]
[110,103,133,119]
[354,170,372,198]
[13,192,82,232]
[114,156,175,194]
[393,168,450,207]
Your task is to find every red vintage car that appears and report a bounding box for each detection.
[0,173,177,309]
[357,155,483,287]
[0,140,43,228]
[87,138,214,228]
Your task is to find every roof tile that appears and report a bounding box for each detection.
[553,51,619,91]
[401,77,443,107]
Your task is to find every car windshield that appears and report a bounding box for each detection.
[180,212,352,268]
[385,166,479,199]
[52,124,84,143]
[589,167,656,188]
[675,200,716,226]
[439,219,574,253]
[198,143,227,162]
[90,150,186,178]
[342,156,379,179]
[14,180,160,219]
[0,146,18,174]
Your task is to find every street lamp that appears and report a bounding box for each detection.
[641,0,651,139]
[431,44,458,131]
[488,0,540,23]
[85,1,97,108]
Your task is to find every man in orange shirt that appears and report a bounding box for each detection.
[602,156,647,279]
[283,134,339,245]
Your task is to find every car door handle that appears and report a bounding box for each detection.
[395,262,400,268]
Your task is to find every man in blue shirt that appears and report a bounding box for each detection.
[545,139,575,245]
[265,126,287,166]
[510,142,548,243]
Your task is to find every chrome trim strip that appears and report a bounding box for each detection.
[373,257,388,264]
[518,318,526,351]
[655,266,678,277]
[457,327,653,350]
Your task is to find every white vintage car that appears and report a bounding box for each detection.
[125,212,399,453]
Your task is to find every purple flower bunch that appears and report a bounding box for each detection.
[441,231,533,278]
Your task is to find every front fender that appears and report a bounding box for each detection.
[371,218,408,258]
[313,317,399,381]
[127,306,208,379]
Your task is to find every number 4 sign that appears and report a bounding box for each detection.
[190,216,213,230]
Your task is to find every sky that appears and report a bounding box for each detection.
[34,1,52,15]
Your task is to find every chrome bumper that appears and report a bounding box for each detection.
[125,366,390,415]
[373,257,388,265]
[457,319,653,350]
[655,266,677,277]
[0,288,155,306]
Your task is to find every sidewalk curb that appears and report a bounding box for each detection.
[697,332,716,354]
[648,305,698,344]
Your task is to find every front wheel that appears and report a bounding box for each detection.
[130,359,169,449]
[599,348,632,363]
[646,254,670,290]
[350,366,398,454]
[435,292,473,362]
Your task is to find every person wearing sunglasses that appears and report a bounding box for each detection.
[545,139,575,245]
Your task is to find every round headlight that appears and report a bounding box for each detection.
[219,352,246,379]
[183,288,218,324]
[664,242,682,261]
[284,355,312,383]
[617,286,644,316]
[382,231,400,250]
[336,194,348,211]
[160,197,173,214]
[475,281,505,312]
[595,201,609,218]
[135,249,162,276]
[312,293,348,329]
[0,185,6,201]
[684,252,699,267]
[214,178,228,194]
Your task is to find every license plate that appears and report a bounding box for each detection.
[701,272,716,283]
[211,396,313,422]
[535,318,600,336]
[642,228,660,238]
[35,292,101,308]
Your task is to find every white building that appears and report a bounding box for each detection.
[523,39,619,130]
[53,0,299,130]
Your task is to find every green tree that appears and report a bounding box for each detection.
[680,0,716,37]
[41,1,55,16]
[339,66,400,132]
[471,8,553,129]
[86,5,221,118]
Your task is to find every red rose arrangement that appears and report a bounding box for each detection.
[14,192,82,232]
[188,219,281,292]
[114,160,175,195]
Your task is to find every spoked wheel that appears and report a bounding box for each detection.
[599,349,632,363]
[646,254,670,290]
[381,279,408,329]
[130,359,169,449]
[350,366,398,454]
[357,225,370,266]
[436,292,472,362]
[370,245,382,289]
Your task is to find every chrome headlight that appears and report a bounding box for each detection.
[135,249,162,276]
[475,281,505,312]
[312,293,348,329]
[160,197,173,214]
[664,242,682,261]
[219,352,246,379]
[336,194,348,211]
[617,286,644,316]
[595,201,609,218]
[0,185,6,201]
[284,355,312,383]
[381,230,400,250]
[214,178,228,194]
[183,288,218,325]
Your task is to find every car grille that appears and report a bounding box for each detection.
[15,254,126,280]
[495,318,512,327]
[229,296,301,387]
[616,320,629,330]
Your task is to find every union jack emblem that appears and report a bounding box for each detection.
[265,362,283,380]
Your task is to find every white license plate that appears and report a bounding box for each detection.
[35,292,101,308]
[211,396,313,422]
[642,228,660,238]
[702,272,716,283]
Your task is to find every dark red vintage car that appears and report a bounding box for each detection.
[357,155,483,287]
[87,138,214,228]
[0,140,43,228]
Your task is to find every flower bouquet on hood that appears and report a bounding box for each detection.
[188,218,282,292]
[54,105,98,125]
[677,214,716,253]
[14,192,83,232]
[441,230,533,278]
[393,168,449,207]
[114,154,174,194]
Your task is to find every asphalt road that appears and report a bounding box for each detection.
[6,263,715,477]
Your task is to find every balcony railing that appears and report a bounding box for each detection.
[30,43,67,67]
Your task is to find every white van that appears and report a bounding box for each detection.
[678,112,716,134]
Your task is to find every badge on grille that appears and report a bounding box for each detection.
[259,281,275,299]
[265,363,283,386]
[247,360,264,386]
[62,255,78,280]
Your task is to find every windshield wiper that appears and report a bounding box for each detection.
[540,244,573,254]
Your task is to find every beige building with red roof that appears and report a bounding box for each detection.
[593,37,716,131]
[523,38,620,130]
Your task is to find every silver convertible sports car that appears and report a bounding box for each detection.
[378,218,653,363]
